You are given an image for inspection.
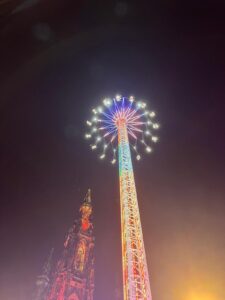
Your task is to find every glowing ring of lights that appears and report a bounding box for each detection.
[85,95,160,163]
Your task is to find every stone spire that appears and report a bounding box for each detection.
[84,188,91,203]
[46,190,95,300]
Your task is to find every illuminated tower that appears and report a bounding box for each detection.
[47,189,95,300]
[85,96,160,299]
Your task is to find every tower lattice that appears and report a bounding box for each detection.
[118,119,151,299]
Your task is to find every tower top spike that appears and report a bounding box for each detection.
[84,188,91,204]
[80,189,93,232]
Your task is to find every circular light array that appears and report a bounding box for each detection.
[85,95,160,163]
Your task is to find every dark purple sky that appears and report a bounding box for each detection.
[0,1,225,300]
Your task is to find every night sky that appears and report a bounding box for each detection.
[0,1,225,300]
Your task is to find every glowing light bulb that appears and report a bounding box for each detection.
[153,123,159,129]
[92,116,97,122]
[142,102,146,108]
[86,120,92,126]
[147,120,152,125]
[100,154,105,159]
[96,136,101,142]
[92,127,97,132]
[146,146,152,153]
[137,102,142,108]
[145,130,150,135]
[98,106,103,113]
[111,159,116,164]
[92,109,97,114]
[133,145,137,150]
[116,95,121,101]
[91,145,97,150]
[104,144,108,149]
[85,134,91,139]
[152,136,158,142]
[103,98,111,106]
[149,111,156,117]
[136,154,141,160]
[129,96,134,102]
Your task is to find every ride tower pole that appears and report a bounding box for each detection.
[85,95,160,300]
[117,118,152,300]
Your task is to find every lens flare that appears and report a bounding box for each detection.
[188,291,215,300]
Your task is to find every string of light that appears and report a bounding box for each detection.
[85,95,159,164]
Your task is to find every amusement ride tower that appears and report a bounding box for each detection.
[85,95,159,300]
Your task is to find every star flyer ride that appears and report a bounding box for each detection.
[85,95,159,300]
